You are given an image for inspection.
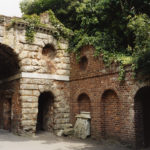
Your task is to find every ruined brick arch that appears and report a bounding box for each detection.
[134,86,150,148]
[36,91,55,132]
[100,89,121,140]
[0,43,19,79]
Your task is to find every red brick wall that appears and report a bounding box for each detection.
[101,90,121,140]
[70,45,149,146]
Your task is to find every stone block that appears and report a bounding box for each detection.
[20,84,39,90]
[21,66,39,72]
[28,52,38,59]
[23,44,39,51]
[31,59,39,66]
[20,96,38,102]
[22,102,38,108]
[22,108,38,114]
[57,64,70,70]
[19,51,28,59]
[21,58,32,65]
[22,120,36,126]
[32,90,40,97]
[20,90,33,96]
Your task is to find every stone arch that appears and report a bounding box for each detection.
[134,86,150,148]
[0,43,19,79]
[77,93,91,113]
[36,91,54,132]
[101,89,121,140]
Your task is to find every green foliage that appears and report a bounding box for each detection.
[23,14,41,43]
[47,10,73,40]
[128,14,150,53]
[134,50,150,81]
[7,14,46,44]
[20,0,150,81]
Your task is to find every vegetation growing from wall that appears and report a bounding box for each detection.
[20,0,150,81]
[7,14,44,43]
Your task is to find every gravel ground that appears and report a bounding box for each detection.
[0,130,132,150]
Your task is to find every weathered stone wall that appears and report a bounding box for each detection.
[70,45,150,146]
[0,15,71,135]
[19,78,70,135]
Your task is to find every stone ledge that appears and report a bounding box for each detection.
[0,72,70,84]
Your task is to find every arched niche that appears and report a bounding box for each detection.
[78,93,91,113]
[41,44,56,73]
[101,89,121,140]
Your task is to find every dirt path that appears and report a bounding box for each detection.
[0,130,131,150]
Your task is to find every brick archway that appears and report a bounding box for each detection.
[101,89,121,140]
[134,86,150,148]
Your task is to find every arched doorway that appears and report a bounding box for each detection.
[36,91,54,132]
[134,86,150,148]
[101,90,120,140]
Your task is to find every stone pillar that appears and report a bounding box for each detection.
[74,112,91,139]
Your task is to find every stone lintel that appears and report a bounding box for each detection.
[0,72,70,84]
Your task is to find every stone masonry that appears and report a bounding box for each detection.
[0,14,70,136]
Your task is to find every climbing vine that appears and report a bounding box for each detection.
[47,10,73,40]
[23,14,41,43]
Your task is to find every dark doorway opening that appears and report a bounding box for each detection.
[36,92,54,132]
[134,86,150,148]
